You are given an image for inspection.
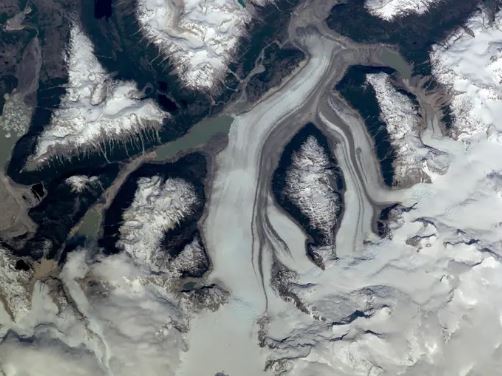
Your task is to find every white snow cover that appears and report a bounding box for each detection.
[31,24,167,164]
[265,138,502,374]
[65,175,99,193]
[0,245,222,376]
[136,0,251,89]
[431,9,502,142]
[285,136,342,246]
[117,176,198,268]
[0,339,104,376]
[260,10,502,375]
[365,0,441,21]
[366,72,445,185]
[170,235,208,275]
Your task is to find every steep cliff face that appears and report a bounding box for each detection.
[272,124,345,268]
[136,0,276,91]
[366,72,447,187]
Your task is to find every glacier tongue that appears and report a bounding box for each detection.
[265,139,502,374]
[3,2,502,375]
[261,8,502,375]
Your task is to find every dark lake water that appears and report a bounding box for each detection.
[4,0,308,262]
[94,0,112,20]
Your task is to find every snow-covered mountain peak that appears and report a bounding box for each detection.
[365,0,442,21]
[29,24,167,166]
[137,0,251,90]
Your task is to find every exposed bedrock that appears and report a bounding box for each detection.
[25,23,168,168]
[272,123,345,268]
[431,6,502,142]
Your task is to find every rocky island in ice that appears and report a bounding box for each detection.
[258,6,502,375]
[29,24,167,167]
[274,125,345,267]
[0,170,225,376]
[366,72,446,186]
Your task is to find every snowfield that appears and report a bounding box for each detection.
[265,135,502,374]
[0,243,224,376]
[2,4,502,376]
[260,8,502,375]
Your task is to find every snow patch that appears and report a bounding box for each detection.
[365,0,441,21]
[65,175,99,193]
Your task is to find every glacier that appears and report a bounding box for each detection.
[1,1,502,375]
[259,7,502,375]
